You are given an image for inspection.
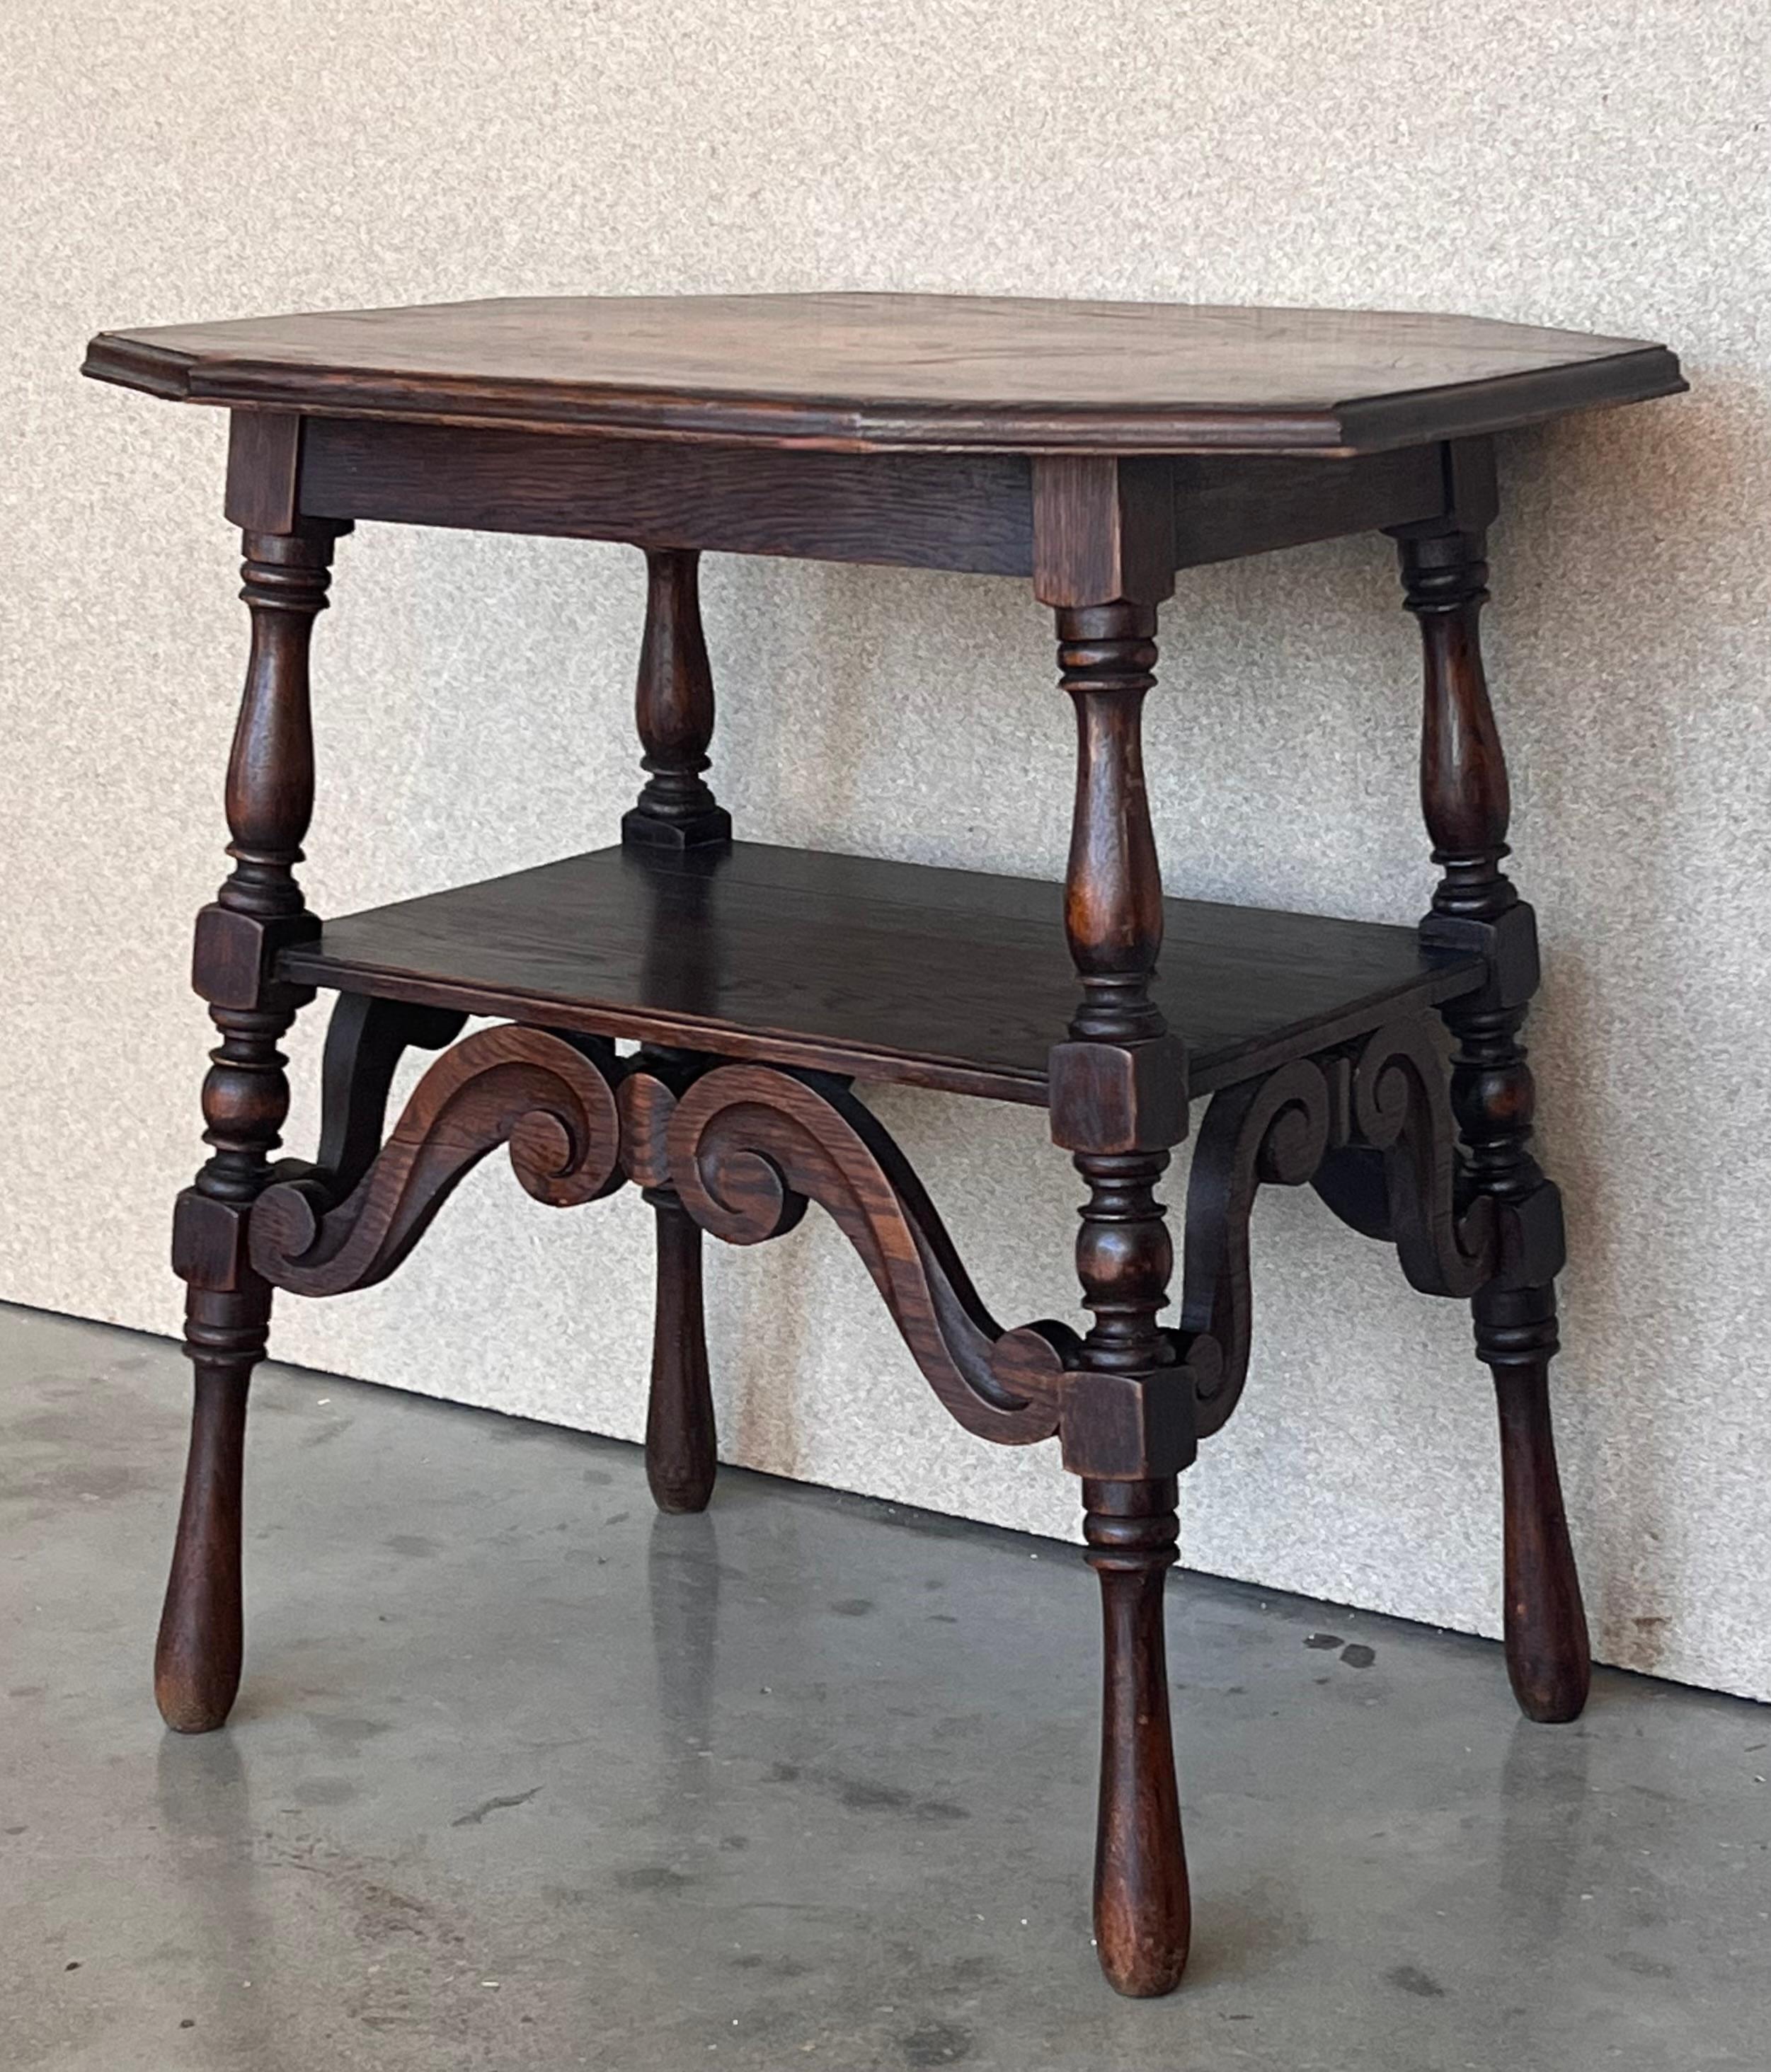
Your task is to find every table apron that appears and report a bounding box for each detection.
[288,415,1456,577]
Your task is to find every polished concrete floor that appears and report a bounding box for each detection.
[2,1301,1767,2071]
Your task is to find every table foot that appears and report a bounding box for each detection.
[1084,1478,1191,1997]
[155,1287,265,1733]
[644,1191,717,1512]
[1481,1284,1591,1722]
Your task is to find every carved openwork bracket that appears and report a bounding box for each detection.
[251,1022,627,1295]
[637,1061,1073,1446]
[1179,1015,1499,1438]
[247,1015,1070,1445]
[248,1004,1494,1451]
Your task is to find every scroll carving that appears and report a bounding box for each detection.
[1180,1059,1335,1438]
[250,1025,626,1296]
[1346,1016,1495,1299]
[243,1005,1493,1450]
[665,1064,1072,1445]
[1178,1017,1500,1439]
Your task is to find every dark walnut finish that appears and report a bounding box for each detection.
[1389,456,1589,1725]
[84,292,1682,452]
[84,292,1680,1998]
[622,550,730,851]
[629,1047,722,1516]
[158,517,343,1735]
[277,841,1489,1104]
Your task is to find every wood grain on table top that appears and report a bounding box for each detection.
[84,292,1684,454]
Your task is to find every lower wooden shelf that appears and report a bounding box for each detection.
[279,840,1486,1105]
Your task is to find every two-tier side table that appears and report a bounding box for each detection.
[83,294,1683,1996]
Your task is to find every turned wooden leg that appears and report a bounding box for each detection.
[1084,1478,1190,1997]
[1394,482,1590,1727]
[1033,539,1193,1994]
[1479,1283,1590,1722]
[1447,998,1588,1725]
[159,491,344,1731]
[621,547,731,852]
[156,1287,267,1732]
[617,546,726,1506]
[643,1190,717,1512]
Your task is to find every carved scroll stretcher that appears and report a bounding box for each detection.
[251,1024,626,1295]
[248,1005,1496,1450]
[660,1064,1071,1445]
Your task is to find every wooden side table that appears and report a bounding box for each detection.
[84,294,1683,1996]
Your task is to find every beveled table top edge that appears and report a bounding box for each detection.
[81,293,1685,456]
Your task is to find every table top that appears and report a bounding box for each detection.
[83,292,1683,456]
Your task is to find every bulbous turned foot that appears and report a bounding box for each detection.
[1483,1286,1591,1725]
[155,1357,253,1732]
[1084,1477,1191,1996]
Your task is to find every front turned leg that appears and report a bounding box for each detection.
[1084,1477,1190,1996]
[643,1190,717,1513]
[1041,566,1192,1992]
[159,510,344,1731]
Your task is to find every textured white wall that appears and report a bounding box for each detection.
[3,2,1767,1698]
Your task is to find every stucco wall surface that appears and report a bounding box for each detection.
[3,1,1767,1696]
